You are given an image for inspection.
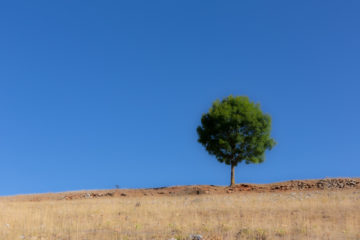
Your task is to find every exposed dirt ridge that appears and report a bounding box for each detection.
[3,178,359,202]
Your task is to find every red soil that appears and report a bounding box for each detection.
[3,178,359,202]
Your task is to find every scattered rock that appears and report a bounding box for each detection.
[270,178,359,191]
[80,192,115,199]
[316,179,359,190]
[190,234,203,240]
[63,196,73,200]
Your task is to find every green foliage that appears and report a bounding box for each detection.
[197,95,276,167]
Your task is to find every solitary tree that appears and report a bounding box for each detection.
[197,95,276,186]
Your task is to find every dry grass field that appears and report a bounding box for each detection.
[1,181,359,240]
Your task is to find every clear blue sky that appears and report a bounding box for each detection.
[1,1,359,196]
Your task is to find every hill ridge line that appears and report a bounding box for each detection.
[2,177,359,202]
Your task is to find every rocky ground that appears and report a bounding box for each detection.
[3,178,359,202]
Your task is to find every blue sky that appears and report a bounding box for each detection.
[1,1,359,195]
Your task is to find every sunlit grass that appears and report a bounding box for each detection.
[0,190,359,239]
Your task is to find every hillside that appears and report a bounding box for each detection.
[3,177,360,201]
[1,178,359,240]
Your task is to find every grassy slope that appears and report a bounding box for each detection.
[0,179,359,240]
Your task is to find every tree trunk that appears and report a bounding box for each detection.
[230,163,235,187]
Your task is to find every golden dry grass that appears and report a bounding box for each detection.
[0,190,359,240]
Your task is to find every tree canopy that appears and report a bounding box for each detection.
[197,95,276,186]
